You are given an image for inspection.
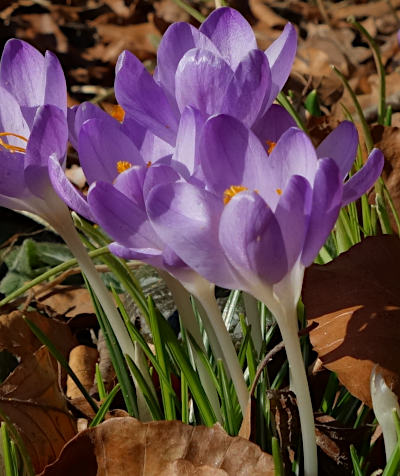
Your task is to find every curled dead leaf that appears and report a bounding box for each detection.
[303,235,400,407]
[0,310,76,360]
[40,417,274,476]
[67,345,98,400]
[0,346,76,473]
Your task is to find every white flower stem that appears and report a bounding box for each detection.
[159,271,222,422]
[190,281,249,415]
[371,367,400,462]
[273,304,317,476]
[242,292,263,355]
[51,211,152,420]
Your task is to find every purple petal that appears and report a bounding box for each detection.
[221,49,271,127]
[252,104,296,143]
[25,105,67,167]
[109,242,164,269]
[0,87,30,159]
[0,39,44,107]
[175,49,233,115]
[48,157,95,221]
[219,190,288,285]
[0,86,30,141]
[301,158,342,266]
[0,149,27,198]
[115,50,179,145]
[121,115,175,162]
[317,121,358,179]
[156,22,220,100]
[199,114,267,195]
[173,106,207,177]
[146,181,239,289]
[24,105,68,198]
[275,175,312,268]
[200,7,257,69]
[342,148,384,207]
[78,117,144,185]
[113,165,147,208]
[265,23,297,106]
[264,127,318,209]
[69,102,111,150]
[88,181,163,250]
[142,163,180,199]
[43,51,67,113]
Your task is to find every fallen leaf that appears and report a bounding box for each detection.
[371,125,400,225]
[303,235,400,407]
[0,346,77,473]
[36,285,95,318]
[67,345,98,400]
[40,417,274,475]
[0,310,76,360]
[315,414,370,475]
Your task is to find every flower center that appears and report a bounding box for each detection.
[116,161,132,173]
[0,132,28,153]
[266,140,276,155]
[276,188,282,195]
[110,105,125,123]
[223,185,248,205]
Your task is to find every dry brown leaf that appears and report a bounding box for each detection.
[0,310,76,359]
[249,0,286,28]
[303,235,400,407]
[0,346,77,473]
[40,417,274,475]
[67,345,98,400]
[36,285,95,318]
[330,0,400,20]
[372,125,400,223]
[315,414,370,475]
[93,22,160,63]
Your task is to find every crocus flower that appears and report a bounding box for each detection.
[0,40,143,411]
[114,7,296,145]
[145,117,383,296]
[0,39,68,222]
[143,115,383,476]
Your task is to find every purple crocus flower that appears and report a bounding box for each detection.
[0,40,149,408]
[0,39,68,223]
[114,7,296,146]
[49,100,181,223]
[143,115,383,475]
[145,116,383,300]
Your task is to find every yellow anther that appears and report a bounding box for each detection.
[223,185,248,205]
[276,188,282,195]
[266,140,276,155]
[0,132,28,154]
[110,105,125,123]
[116,161,132,173]
[146,161,152,168]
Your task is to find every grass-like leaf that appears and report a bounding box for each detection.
[83,276,138,417]
[90,384,121,427]
[147,297,176,420]
[125,356,163,420]
[23,316,99,413]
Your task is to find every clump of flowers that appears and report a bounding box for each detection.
[0,8,386,476]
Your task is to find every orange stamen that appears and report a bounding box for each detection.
[266,140,276,155]
[223,185,248,205]
[110,105,125,123]
[116,161,132,174]
[276,188,282,195]
[146,161,152,167]
[0,132,28,153]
